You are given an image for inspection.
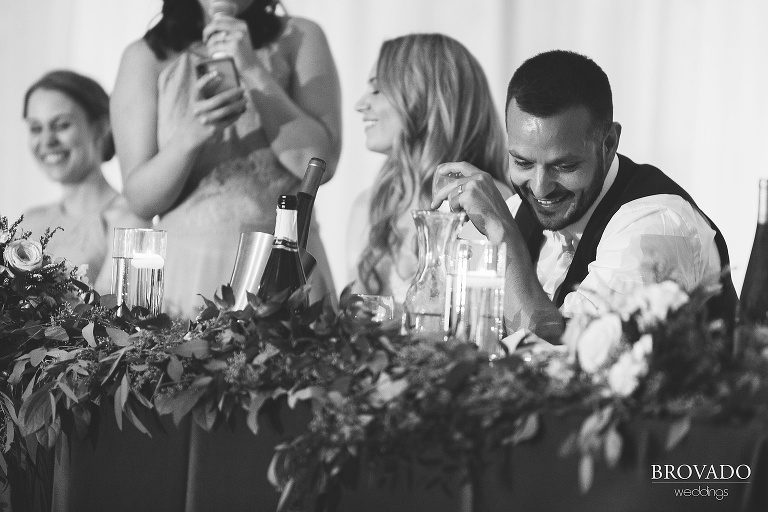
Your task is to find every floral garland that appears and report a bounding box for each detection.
[2,214,768,511]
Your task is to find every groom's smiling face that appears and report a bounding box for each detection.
[507,101,616,231]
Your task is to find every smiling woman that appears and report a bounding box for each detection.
[21,70,149,293]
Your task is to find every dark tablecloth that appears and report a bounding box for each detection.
[41,404,768,512]
[48,399,459,512]
[472,414,768,512]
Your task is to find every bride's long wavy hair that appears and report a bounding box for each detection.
[358,33,508,294]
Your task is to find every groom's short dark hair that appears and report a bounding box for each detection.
[506,50,613,134]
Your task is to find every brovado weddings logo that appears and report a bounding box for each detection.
[651,464,752,501]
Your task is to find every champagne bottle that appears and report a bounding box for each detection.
[739,179,768,325]
[257,195,306,318]
[296,157,326,250]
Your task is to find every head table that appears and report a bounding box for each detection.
[19,401,765,512]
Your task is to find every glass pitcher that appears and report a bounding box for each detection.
[402,210,467,337]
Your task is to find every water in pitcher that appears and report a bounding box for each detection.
[112,254,165,316]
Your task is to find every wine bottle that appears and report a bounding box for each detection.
[738,179,768,325]
[296,157,326,250]
[257,195,306,318]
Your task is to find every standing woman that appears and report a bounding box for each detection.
[112,0,341,318]
[348,33,512,305]
[22,70,149,293]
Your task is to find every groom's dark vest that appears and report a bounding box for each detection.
[514,154,737,324]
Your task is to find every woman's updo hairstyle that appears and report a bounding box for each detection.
[23,70,115,162]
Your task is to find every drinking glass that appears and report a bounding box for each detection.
[112,228,167,316]
[445,239,507,359]
[349,294,395,323]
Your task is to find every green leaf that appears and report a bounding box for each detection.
[370,374,408,407]
[190,376,213,389]
[443,360,475,393]
[131,388,154,411]
[192,401,218,432]
[252,343,280,366]
[510,413,539,445]
[167,356,183,382]
[114,374,130,430]
[29,347,47,367]
[9,358,28,385]
[44,325,69,342]
[246,392,268,435]
[18,382,55,435]
[287,386,324,408]
[665,416,691,451]
[57,379,81,404]
[36,413,62,449]
[197,305,219,322]
[101,346,130,385]
[221,285,236,308]
[82,322,97,347]
[366,350,389,376]
[99,294,118,310]
[276,477,295,512]
[203,360,228,372]
[124,402,150,437]
[171,338,210,359]
[171,388,205,425]
[604,426,623,468]
[106,327,131,347]
[578,454,594,494]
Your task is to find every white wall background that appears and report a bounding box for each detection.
[1,0,766,294]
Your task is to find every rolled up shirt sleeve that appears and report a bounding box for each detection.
[562,194,722,317]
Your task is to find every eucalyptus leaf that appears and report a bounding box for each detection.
[169,388,205,426]
[246,392,268,435]
[167,356,183,382]
[36,413,62,450]
[578,454,594,494]
[192,401,218,432]
[99,294,118,310]
[172,338,210,359]
[510,413,539,445]
[604,426,623,468]
[9,358,28,385]
[124,402,150,437]
[18,382,54,435]
[106,327,131,347]
[44,325,69,342]
[665,416,691,451]
[82,322,97,347]
[29,347,47,367]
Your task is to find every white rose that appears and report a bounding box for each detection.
[632,334,653,360]
[3,239,44,272]
[633,281,688,330]
[577,313,623,374]
[607,351,648,397]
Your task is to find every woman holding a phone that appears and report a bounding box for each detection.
[111,0,341,318]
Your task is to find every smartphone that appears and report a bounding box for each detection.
[195,56,241,99]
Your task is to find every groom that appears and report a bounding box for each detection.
[432,50,736,342]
